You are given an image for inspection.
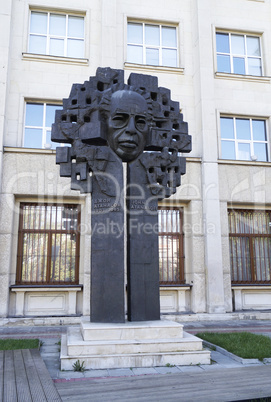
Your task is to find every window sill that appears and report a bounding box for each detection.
[232,285,271,289]
[218,159,271,167]
[10,285,83,290]
[124,62,184,75]
[160,285,191,290]
[22,52,89,66]
[215,72,271,83]
[4,146,56,154]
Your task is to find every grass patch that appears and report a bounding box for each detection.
[0,339,40,351]
[197,332,271,361]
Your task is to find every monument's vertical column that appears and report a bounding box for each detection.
[127,160,160,322]
[90,152,125,323]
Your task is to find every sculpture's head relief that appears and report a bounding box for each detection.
[51,67,191,195]
[108,90,148,162]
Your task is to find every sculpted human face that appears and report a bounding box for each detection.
[108,90,148,162]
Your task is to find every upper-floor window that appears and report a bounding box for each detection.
[28,11,84,58]
[127,22,178,67]
[216,32,262,76]
[220,116,269,161]
[24,102,62,149]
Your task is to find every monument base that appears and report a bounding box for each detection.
[60,318,210,370]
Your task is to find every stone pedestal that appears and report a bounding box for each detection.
[60,318,210,370]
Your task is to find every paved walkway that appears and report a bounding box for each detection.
[0,319,271,400]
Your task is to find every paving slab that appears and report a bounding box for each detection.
[154,366,181,374]
[108,368,135,377]
[131,367,158,375]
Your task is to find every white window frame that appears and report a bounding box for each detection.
[24,102,62,149]
[127,21,178,67]
[220,115,270,162]
[28,10,85,58]
[216,31,263,76]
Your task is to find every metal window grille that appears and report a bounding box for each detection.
[158,207,184,284]
[228,209,271,284]
[16,203,80,285]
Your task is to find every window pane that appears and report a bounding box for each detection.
[217,54,231,73]
[127,23,143,44]
[146,48,159,65]
[162,26,176,47]
[145,24,160,46]
[25,103,43,127]
[50,38,64,56]
[238,143,251,160]
[127,44,143,64]
[221,117,234,139]
[248,58,262,76]
[29,35,47,54]
[216,33,230,53]
[252,120,266,141]
[50,233,76,282]
[30,12,47,34]
[22,233,48,283]
[162,48,177,67]
[24,128,43,148]
[68,16,84,38]
[253,143,268,162]
[247,36,260,56]
[233,57,245,74]
[253,237,271,281]
[46,130,56,149]
[49,14,66,36]
[236,119,250,140]
[67,39,84,58]
[221,140,236,159]
[45,105,62,127]
[231,34,245,54]
[158,208,183,284]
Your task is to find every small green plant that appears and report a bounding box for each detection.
[56,340,61,346]
[165,363,175,368]
[72,359,86,372]
[39,340,45,347]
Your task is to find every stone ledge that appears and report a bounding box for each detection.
[61,332,210,370]
[80,318,183,340]
[67,327,203,355]
[61,319,210,370]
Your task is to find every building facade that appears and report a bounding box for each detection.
[0,0,270,322]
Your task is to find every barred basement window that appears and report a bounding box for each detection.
[158,207,184,284]
[16,204,80,285]
[228,209,271,284]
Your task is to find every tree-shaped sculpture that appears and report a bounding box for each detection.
[52,67,191,323]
